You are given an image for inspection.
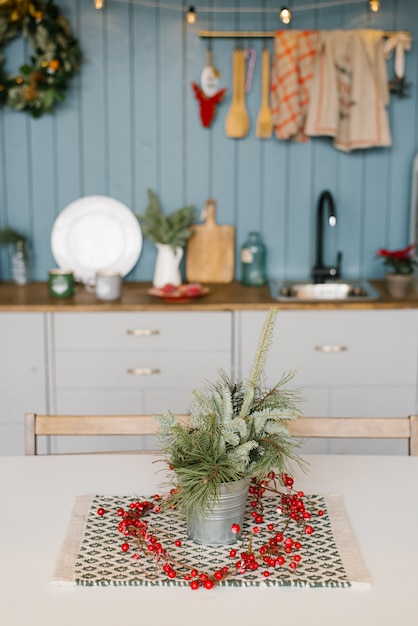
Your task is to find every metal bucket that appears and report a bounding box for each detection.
[185,478,250,546]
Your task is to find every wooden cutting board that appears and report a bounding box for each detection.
[186,198,235,284]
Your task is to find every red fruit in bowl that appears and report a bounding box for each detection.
[184,283,202,297]
[161,283,176,294]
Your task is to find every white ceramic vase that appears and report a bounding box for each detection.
[153,243,183,288]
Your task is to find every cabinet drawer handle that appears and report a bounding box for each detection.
[126,329,160,337]
[314,345,348,353]
[127,367,161,376]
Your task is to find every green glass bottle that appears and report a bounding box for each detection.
[240,231,267,286]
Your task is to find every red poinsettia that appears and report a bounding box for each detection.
[377,243,417,275]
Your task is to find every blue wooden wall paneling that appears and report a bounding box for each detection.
[234,0,264,275]
[3,36,32,278]
[79,3,107,197]
[131,2,159,280]
[54,0,82,218]
[362,4,394,277]
[261,1,287,281]
[159,0,184,208]
[210,1,239,237]
[1,0,418,283]
[106,2,134,207]
[386,0,418,252]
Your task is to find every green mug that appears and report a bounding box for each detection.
[48,269,74,298]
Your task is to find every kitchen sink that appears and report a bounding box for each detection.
[270,280,380,301]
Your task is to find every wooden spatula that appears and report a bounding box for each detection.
[225,48,250,139]
[256,48,273,139]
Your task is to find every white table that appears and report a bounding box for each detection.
[1,453,417,626]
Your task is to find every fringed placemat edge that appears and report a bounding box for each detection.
[324,494,371,588]
[51,494,93,587]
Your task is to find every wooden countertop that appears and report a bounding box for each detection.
[1,280,418,311]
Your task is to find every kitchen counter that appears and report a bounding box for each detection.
[0,280,417,311]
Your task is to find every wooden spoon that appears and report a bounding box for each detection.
[256,47,273,139]
[225,48,250,139]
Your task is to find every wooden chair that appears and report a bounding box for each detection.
[25,413,418,457]
[24,413,188,456]
[287,416,418,456]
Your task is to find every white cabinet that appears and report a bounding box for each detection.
[237,310,418,454]
[2,307,418,456]
[49,311,232,452]
[0,313,47,455]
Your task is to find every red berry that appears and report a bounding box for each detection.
[263,571,270,577]
[229,549,237,558]
[231,523,241,534]
[121,542,130,552]
[304,525,314,534]
[317,509,324,516]
[190,580,199,590]
[162,283,176,293]
[203,579,214,590]
[97,507,106,516]
[184,283,202,297]
[174,539,182,547]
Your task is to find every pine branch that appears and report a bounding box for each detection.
[136,189,195,249]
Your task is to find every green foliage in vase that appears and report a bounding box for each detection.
[154,308,303,518]
[136,189,195,250]
[0,226,27,246]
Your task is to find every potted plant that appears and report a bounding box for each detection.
[0,226,29,284]
[136,189,195,288]
[155,307,303,546]
[376,243,417,298]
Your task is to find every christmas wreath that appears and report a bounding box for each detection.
[0,0,82,117]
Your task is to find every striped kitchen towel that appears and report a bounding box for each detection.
[271,30,319,142]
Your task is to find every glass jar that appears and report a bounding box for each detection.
[240,231,267,286]
[11,240,29,285]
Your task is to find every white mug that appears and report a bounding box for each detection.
[95,270,122,301]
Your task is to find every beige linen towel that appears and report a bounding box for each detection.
[305,29,391,151]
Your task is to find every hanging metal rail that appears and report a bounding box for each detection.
[198,29,411,39]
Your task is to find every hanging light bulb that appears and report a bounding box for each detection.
[369,0,380,12]
[279,7,292,25]
[94,0,104,8]
[187,6,196,24]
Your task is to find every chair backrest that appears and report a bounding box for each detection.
[24,413,188,456]
[287,416,418,456]
[25,413,418,456]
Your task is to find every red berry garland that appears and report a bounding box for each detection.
[97,473,321,591]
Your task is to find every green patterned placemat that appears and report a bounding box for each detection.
[52,494,371,588]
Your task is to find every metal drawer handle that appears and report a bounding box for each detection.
[127,367,160,376]
[126,329,160,337]
[314,345,348,353]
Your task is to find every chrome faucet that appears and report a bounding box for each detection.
[311,190,342,284]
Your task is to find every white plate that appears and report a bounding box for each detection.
[51,196,142,283]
